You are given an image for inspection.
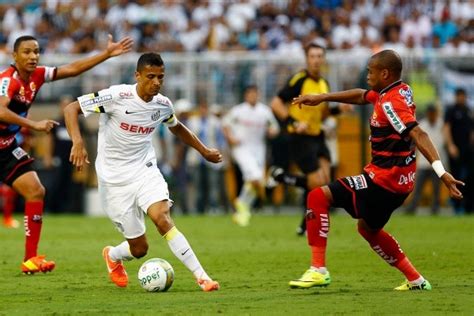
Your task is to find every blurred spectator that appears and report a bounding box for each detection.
[226,0,257,33]
[44,96,87,213]
[276,29,304,57]
[331,9,362,49]
[0,0,471,56]
[441,35,471,55]
[433,8,459,46]
[405,105,444,215]
[237,21,260,50]
[186,99,226,214]
[169,99,193,215]
[179,20,207,52]
[400,9,432,47]
[443,88,474,214]
[290,9,317,40]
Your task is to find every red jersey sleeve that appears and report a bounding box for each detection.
[0,77,21,100]
[381,89,417,136]
[364,90,378,104]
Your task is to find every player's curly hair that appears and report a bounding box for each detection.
[136,53,164,72]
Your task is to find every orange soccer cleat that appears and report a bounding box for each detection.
[197,278,220,292]
[21,255,55,274]
[102,246,128,287]
[3,217,20,228]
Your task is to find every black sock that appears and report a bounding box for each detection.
[275,172,307,189]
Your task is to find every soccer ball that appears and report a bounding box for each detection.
[138,258,174,292]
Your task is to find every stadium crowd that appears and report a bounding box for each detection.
[0,0,473,57]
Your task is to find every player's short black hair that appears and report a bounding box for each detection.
[426,104,437,113]
[304,42,326,56]
[13,35,38,52]
[244,84,258,93]
[136,53,164,72]
[371,49,403,77]
[455,87,466,96]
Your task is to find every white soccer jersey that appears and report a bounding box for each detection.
[222,102,278,149]
[77,84,177,185]
[223,102,279,181]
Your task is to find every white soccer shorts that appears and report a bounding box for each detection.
[99,168,172,239]
[232,146,265,182]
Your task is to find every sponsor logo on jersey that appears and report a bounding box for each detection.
[151,110,160,121]
[81,94,113,107]
[398,171,415,185]
[19,86,25,96]
[382,102,406,133]
[119,91,133,99]
[350,174,367,190]
[12,147,28,160]
[0,78,10,96]
[119,122,155,134]
[370,111,380,127]
[399,87,414,107]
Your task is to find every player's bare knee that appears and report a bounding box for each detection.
[26,183,46,200]
[131,243,148,258]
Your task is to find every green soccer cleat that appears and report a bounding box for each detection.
[394,279,432,291]
[289,268,331,289]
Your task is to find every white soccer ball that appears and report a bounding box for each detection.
[138,258,174,292]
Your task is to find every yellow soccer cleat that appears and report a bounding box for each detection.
[289,268,331,289]
[232,200,251,227]
[394,279,432,291]
[21,255,55,274]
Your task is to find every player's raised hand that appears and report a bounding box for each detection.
[70,141,90,172]
[441,172,465,200]
[106,34,134,57]
[32,119,59,133]
[202,148,223,163]
[292,94,325,108]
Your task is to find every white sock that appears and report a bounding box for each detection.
[238,182,257,206]
[409,276,425,285]
[109,241,134,262]
[310,266,328,274]
[164,227,210,280]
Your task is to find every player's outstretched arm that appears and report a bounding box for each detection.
[55,35,133,80]
[64,101,89,171]
[0,96,58,132]
[169,121,223,163]
[409,125,464,199]
[292,88,368,107]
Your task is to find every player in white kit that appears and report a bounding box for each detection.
[223,85,280,226]
[64,53,221,291]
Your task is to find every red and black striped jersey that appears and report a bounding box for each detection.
[0,65,56,141]
[363,80,418,194]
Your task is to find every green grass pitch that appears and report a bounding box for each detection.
[1,213,473,315]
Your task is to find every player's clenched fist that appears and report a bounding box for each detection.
[32,119,59,133]
[69,141,90,171]
[202,148,223,163]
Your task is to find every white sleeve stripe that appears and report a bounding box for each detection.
[44,67,56,82]
[382,102,406,134]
